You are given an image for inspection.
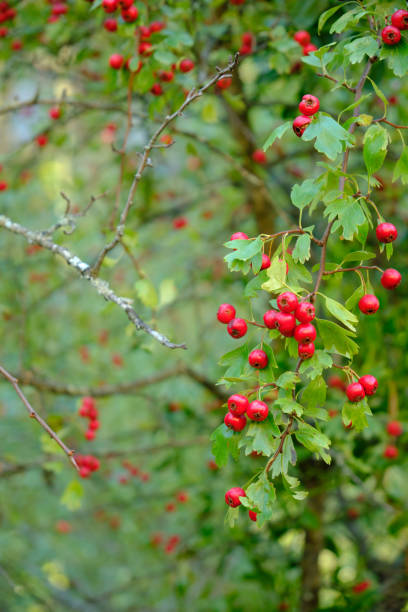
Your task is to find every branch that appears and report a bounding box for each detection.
[373,117,408,130]
[0,95,132,117]
[0,364,78,471]
[0,214,186,350]
[316,72,356,93]
[323,265,382,276]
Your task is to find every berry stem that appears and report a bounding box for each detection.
[322,265,382,276]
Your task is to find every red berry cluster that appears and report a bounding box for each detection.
[0,1,16,35]
[293,94,320,137]
[78,396,100,441]
[224,486,256,521]
[120,459,150,483]
[382,9,408,45]
[76,454,100,478]
[239,31,254,56]
[293,30,317,56]
[224,393,269,433]
[48,2,68,22]
[346,375,378,403]
[150,532,180,554]
[384,420,403,459]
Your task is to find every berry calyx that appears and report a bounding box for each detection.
[217,303,236,324]
[179,58,194,73]
[225,487,246,507]
[248,349,268,369]
[252,149,267,164]
[358,375,378,396]
[224,412,246,431]
[295,301,315,323]
[376,222,398,243]
[227,318,247,338]
[230,232,248,241]
[293,30,310,46]
[109,53,124,69]
[346,382,365,403]
[382,25,401,45]
[358,294,379,315]
[275,312,296,337]
[260,254,271,270]
[277,291,298,313]
[263,309,278,329]
[294,323,316,344]
[227,394,249,416]
[298,94,320,116]
[381,268,401,289]
[387,421,403,437]
[384,444,399,459]
[248,510,257,522]
[247,400,269,422]
[298,342,315,360]
[293,115,312,137]
[391,9,408,30]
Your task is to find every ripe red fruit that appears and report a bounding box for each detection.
[391,9,408,30]
[85,430,95,441]
[179,58,194,73]
[224,412,246,432]
[119,0,134,8]
[247,400,269,422]
[381,268,401,289]
[376,222,397,243]
[384,444,399,459]
[109,53,123,69]
[216,77,232,90]
[382,25,401,45]
[165,502,176,513]
[172,216,187,229]
[387,421,403,436]
[275,312,296,337]
[358,375,378,396]
[159,70,174,82]
[138,42,152,56]
[49,107,61,120]
[358,294,379,315]
[0,181,8,191]
[294,323,316,344]
[89,419,100,431]
[230,232,248,240]
[293,30,311,46]
[149,20,166,33]
[79,466,91,478]
[36,134,48,147]
[353,580,371,594]
[346,382,365,403]
[121,5,138,22]
[328,375,346,391]
[260,254,271,270]
[227,318,247,339]
[104,18,117,31]
[0,27,8,37]
[248,510,257,522]
[298,94,320,116]
[177,491,188,503]
[228,394,249,416]
[11,39,23,51]
[151,83,163,96]
[248,349,268,369]
[293,115,312,137]
[102,0,118,13]
[242,32,253,46]
[277,292,298,313]
[295,301,315,323]
[52,3,68,16]
[230,0,245,4]
[303,43,318,55]
[263,309,278,329]
[298,342,315,360]
[217,303,236,324]
[225,487,246,507]
[252,149,267,164]
[139,25,151,39]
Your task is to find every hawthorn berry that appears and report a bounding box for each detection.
[381,268,401,289]
[353,581,371,594]
[247,400,269,422]
[151,83,163,96]
[260,254,271,270]
[177,491,189,503]
[122,5,138,22]
[277,292,298,313]
[119,0,133,7]
[159,70,174,82]
[36,134,48,147]
[384,444,399,459]
[79,466,91,478]
[227,394,249,416]
[298,342,315,360]
[149,20,166,33]
[252,149,267,164]
[225,487,246,507]
[217,303,236,324]
[52,3,68,16]
[328,375,346,391]
[294,323,316,344]
[0,181,8,191]
[138,42,152,56]
[387,420,403,437]
[248,349,268,369]
[104,18,117,31]
[295,301,315,323]
[346,382,365,403]
[391,9,408,30]
[230,232,248,240]
[358,375,378,396]
[376,222,397,243]
[89,419,100,431]
[293,115,312,137]
[293,30,311,46]
[85,430,95,441]
[275,312,296,337]
[49,107,61,120]
[109,53,124,69]
[216,77,232,90]
[302,43,318,55]
[0,27,7,37]
[263,309,278,329]
[358,294,379,315]
[224,412,246,431]
[248,510,257,522]
[382,25,401,45]
[139,25,151,39]
[179,58,194,73]
[172,216,187,229]
[11,39,23,51]
[102,0,118,12]
[298,94,320,116]
[227,318,247,338]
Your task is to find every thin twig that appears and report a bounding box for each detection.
[323,265,382,276]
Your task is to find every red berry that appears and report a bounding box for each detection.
[119,0,134,8]
[346,382,365,403]
[248,349,268,369]
[172,216,187,229]
[216,77,232,90]
[165,502,176,512]
[263,309,279,329]
[217,303,236,324]
[230,232,248,240]
[252,149,267,164]
[358,375,378,396]
[109,53,124,69]
[177,491,188,503]
[353,581,371,594]
[121,5,138,22]
[149,20,166,33]
[227,394,249,416]
[376,222,397,243]
[138,42,152,56]
[293,30,311,46]
[104,18,117,31]
[159,70,174,82]
[294,323,316,344]
[0,27,8,37]
[260,254,271,270]
[36,134,48,147]
[328,375,346,391]
[277,292,298,313]
[275,312,296,337]
[381,268,401,289]
[151,83,163,96]
[299,95,319,117]
[227,318,247,338]
[225,487,246,507]
[49,107,61,120]
[302,43,318,55]
[79,466,91,478]
[102,0,118,13]
[139,25,151,39]
[298,342,315,360]
[179,58,194,73]
[89,419,100,431]
[0,181,8,191]
[384,444,399,459]
[387,421,403,436]
[52,3,68,16]
[230,0,245,4]
[382,25,401,45]
[224,412,246,432]
[85,430,95,441]
[293,115,312,137]
[248,510,257,522]
[247,400,269,422]
[358,294,379,315]
[295,301,315,323]
[391,9,408,30]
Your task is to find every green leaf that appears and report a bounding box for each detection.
[380,40,408,77]
[210,424,240,467]
[363,124,389,175]
[60,480,83,511]
[342,250,376,263]
[330,8,366,34]
[134,278,158,309]
[244,270,268,298]
[263,121,291,151]
[324,296,358,331]
[367,76,388,113]
[342,399,371,432]
[275,371,300,390]
[240,421,280,456]
[302,376,328,420]
[242,472,276,519]
[318,4,344,33]
[225,506,239,528]
[302,114,354,160]
[338,94,372,122]
[257,343,278,384]
[299,350,333,380]
[261,257,287,293]
[282,472,308,500]
[224,237,263,270]
[316,318,359,358]
[291,178,320,210]
[295,422,331,460]
[292,234,311,264]
[344,36,378,64]
[218,343,250,380]
[274,396,303,417]
[324,196,366,241]
[345,285,365,310]
[393,146,408,185]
